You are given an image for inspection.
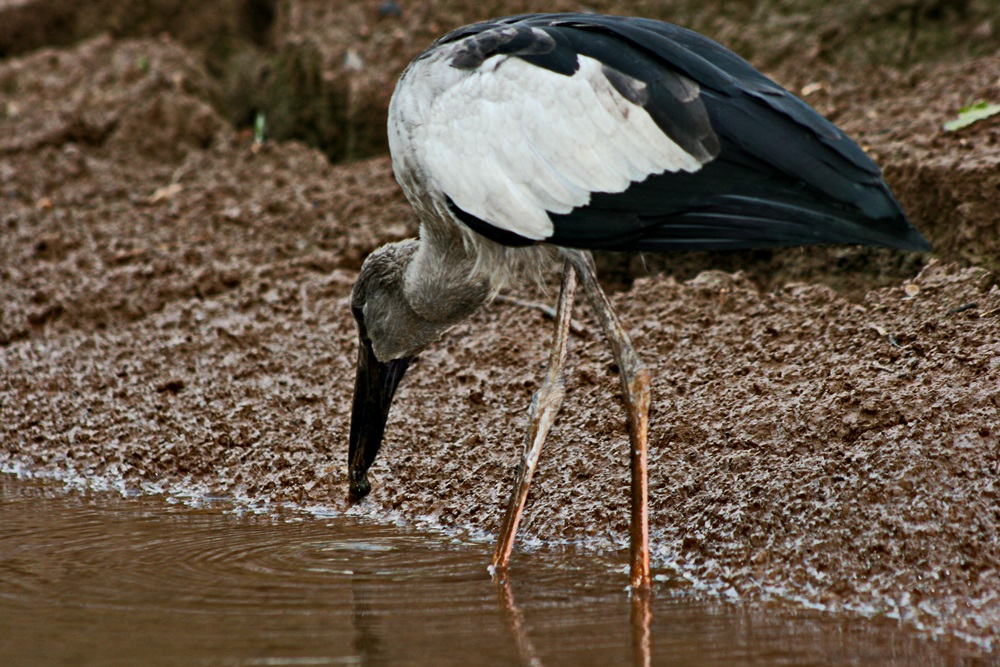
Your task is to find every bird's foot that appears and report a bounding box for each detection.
[487,562,510,585]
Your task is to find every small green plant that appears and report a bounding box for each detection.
[254,112,267,146]
[136,56,150,72]
[942,100,1000,132]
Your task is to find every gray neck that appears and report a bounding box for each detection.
[404,222,492,325]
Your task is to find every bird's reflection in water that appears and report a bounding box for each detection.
[630,590,653,667]
[351,575,388,666]
[495,578,545,667]
[494,578,654,667]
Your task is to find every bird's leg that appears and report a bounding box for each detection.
[490,261,577,580]
[567,251,652,592]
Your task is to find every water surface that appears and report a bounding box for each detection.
[0,476,972,666]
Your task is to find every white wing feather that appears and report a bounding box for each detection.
[389,44,705,241]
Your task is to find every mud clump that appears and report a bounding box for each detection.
[2,0,1000,655]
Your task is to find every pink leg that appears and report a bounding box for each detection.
[567,251,652,592]
[490,261,577,579]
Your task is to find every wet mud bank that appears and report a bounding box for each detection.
[2,0,999,654]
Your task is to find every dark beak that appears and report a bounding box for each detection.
[347,332,411,502]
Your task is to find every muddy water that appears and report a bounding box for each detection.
[0,476,970,666]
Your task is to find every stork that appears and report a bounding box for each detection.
[346,13,930,591]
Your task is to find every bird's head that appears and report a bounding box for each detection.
[347,237,493,502]
[347,240,436,502]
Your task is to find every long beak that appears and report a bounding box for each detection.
[347,332,411,502]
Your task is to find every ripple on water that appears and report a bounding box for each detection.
[0,483,490,615]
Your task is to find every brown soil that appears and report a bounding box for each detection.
[2,0,999,654]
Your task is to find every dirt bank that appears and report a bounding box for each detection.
[2,0,999,654]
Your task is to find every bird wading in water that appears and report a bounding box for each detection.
[346,13,930,591]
